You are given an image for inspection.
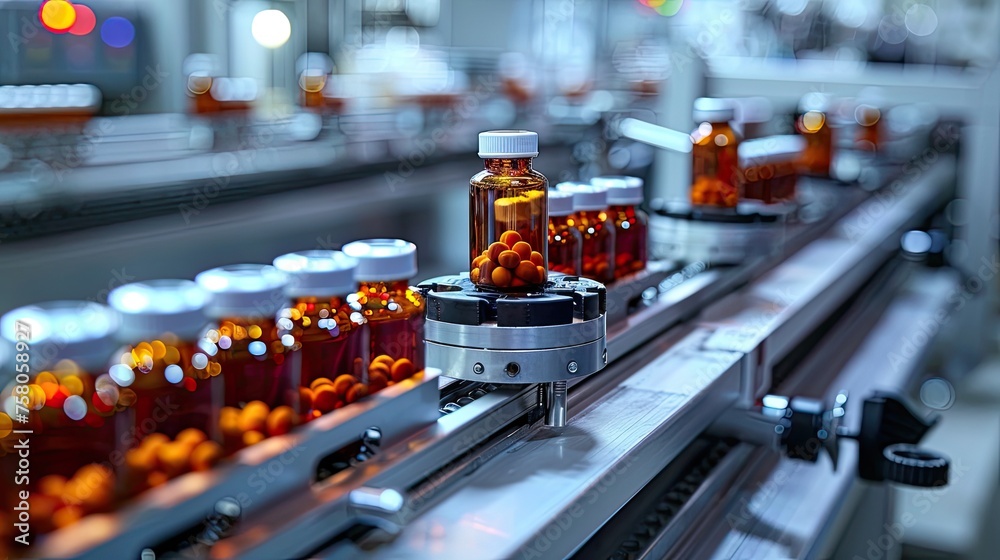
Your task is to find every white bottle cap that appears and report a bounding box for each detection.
[478,130,539,158]
[556,182,609,212]
[109,280,211,341]
[591,176,644,205]
[195,265,289,320]
[273,250,358,298]
[548,189,575,217]
[1,301,120,372]
[342,239,418,283]
[693,97,735,123]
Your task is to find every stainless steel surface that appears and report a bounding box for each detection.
[361,336,744,560]
[425,337,606,384]
[424,315,605,351]
[684,270,960,560]
[544,381,568,428]
[36,369,443,558]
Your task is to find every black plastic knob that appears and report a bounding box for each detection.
[883,444,949,487]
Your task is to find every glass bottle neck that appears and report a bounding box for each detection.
[484,158,533,174]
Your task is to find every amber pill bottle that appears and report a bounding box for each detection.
[555,182,616,284]
[591,176,649,278]
[195,265,295,411]
[343,239,425,384]
[470,130,549,292]
[547,189,583,276]
[272,250,364,392]
[1,301,120,533]
[690,98,741,210]
[796,93,833,176]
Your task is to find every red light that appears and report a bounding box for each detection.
[68,4,97,36]
[39,0,77,34]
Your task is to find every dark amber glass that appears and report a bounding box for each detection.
[796,110,832,176]
[691,121,740,208]
[548,214,583,275]
[569,210,615,284]
[610,204,648,278]
[470,158,549,291]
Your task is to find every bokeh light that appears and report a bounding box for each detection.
[68,4,97,36]
[251,9,292,49]
[101,16,135,48]
[40,0,77,34]
[905,4,938,37]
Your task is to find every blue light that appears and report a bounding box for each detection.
[101,16,135,48]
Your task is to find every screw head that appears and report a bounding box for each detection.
[473,362,484,374]
[505,362,520,377]
[567,361,579,373]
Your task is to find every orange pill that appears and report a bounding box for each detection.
[238,406,268,434]
[147,471,169,488]
[332,374,357,398]
[220,407,242,437]
[537,265,547,281]
[498,250,521,269]
[500,230,521,247]
[125,447,157,474]
[175,428,208,447]
[530,251,544,266]
[52,505,83,529]
[470,268,480,283]
[390,358,415,382]
[191,440,223,472]
[515,261,540,283]
[39,475,67,497]
[157,442,191,478]
[368,361,390,379]
[511,277,526,287]
[487,242,509,262]
[373,354,395,367]
[266,406,296,437]
[512,241,532,261]
[346,383,369,404]
[243,400,270,418]
[296,387,314,414]
[242,430,266,447]
[472,255,488,269]
[309,377,333,391]
[491,266,512,287]
[141,433,170,453]
[369,371,389,392]
[312,386,340,413]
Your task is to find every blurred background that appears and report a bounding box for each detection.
[2,0,996,311]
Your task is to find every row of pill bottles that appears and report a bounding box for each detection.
[591,176,649,278]
[738,136,806,205]
[690,98,741,210]
[555,183,617,283]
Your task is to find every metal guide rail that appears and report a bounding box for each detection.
[34,157,954,558]
[674,270,961,560]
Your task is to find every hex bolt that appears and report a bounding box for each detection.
[473,362,484,375]
[567,361,579,374]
